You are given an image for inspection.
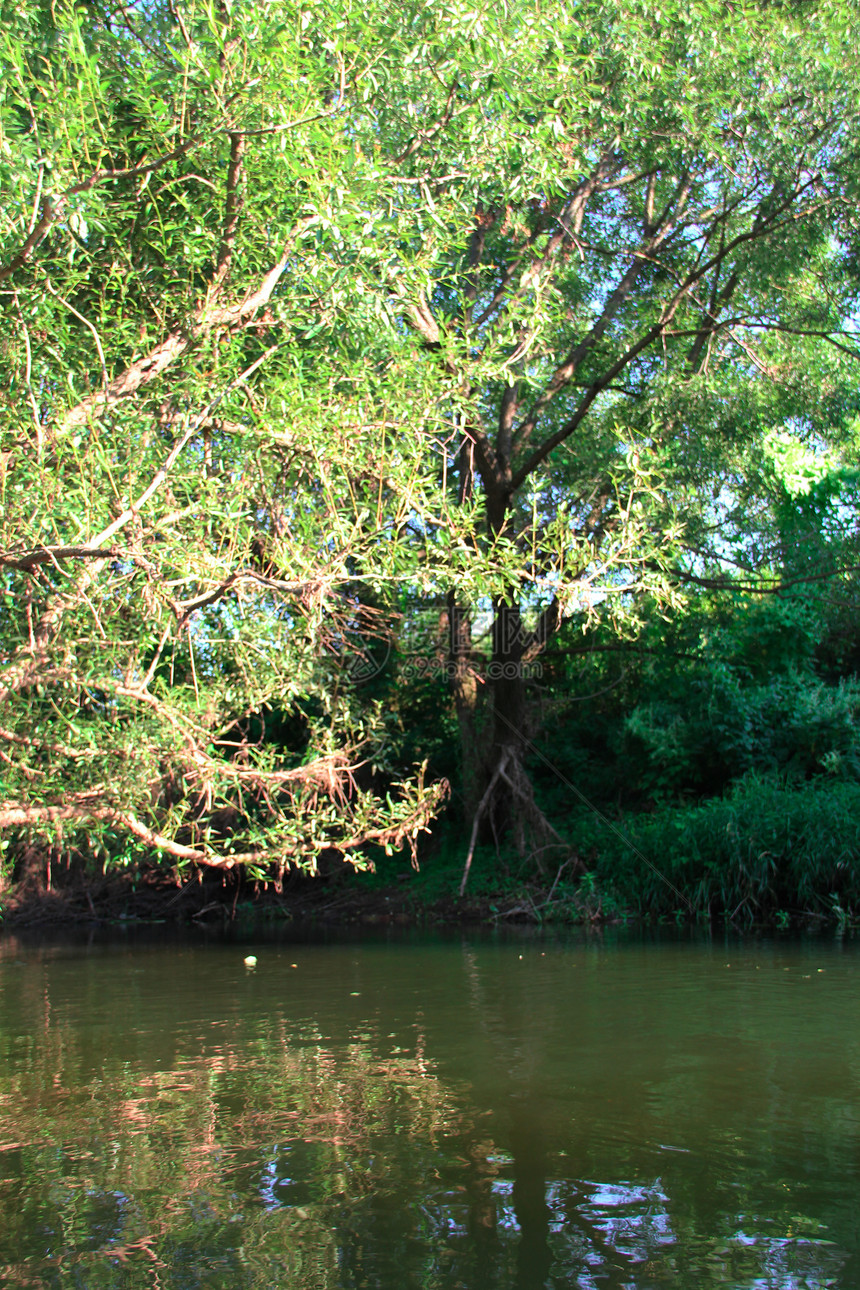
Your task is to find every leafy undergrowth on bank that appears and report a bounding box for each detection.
[4,774,860,930]
[571,773,860,926]
[355,775,860,929]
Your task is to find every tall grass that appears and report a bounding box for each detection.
[574,773,860,921]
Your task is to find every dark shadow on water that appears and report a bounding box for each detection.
[509,1094,552,1290]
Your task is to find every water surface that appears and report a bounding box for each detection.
[0,929,857,1287]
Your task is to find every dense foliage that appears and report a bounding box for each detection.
[3,0,860,914]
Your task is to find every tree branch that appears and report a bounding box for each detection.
[473,157,615,332]
[57,236,298,434]
[0,141,207,287]
[213,131,245,289]
[514,175,691,457]
[511,178,821,488]
[0,342,281,707]
[0,545,120,572]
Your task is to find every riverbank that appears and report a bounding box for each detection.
[0,852,845,932]
[0,856,570,930]
[0,822,650,931]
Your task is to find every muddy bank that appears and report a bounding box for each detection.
[0,860,514,930]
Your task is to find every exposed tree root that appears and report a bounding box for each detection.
[459,744,573,896]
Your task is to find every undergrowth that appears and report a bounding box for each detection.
[358,774,860,928]
[573,772,860,923]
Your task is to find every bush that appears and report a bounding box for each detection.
[573,773,860,921]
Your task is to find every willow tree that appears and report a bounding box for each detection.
[0,0,479,877]
[371,0,860,853]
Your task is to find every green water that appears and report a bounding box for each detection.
[0,929,857,1288]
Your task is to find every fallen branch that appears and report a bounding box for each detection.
[460,749,510,897]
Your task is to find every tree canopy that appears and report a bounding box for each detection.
[2,0,860,885]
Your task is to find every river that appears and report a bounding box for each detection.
[0,927,856,1287]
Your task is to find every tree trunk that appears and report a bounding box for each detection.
[487,598,527,845]
[460,486,563,869]
[447,437,485,819]
[447,591,482,818]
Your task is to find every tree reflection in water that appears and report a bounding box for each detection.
[0,934,852,1287]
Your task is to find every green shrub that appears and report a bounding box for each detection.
[573,773,860,921]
